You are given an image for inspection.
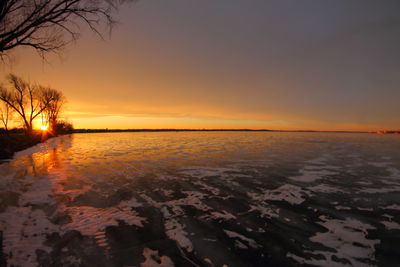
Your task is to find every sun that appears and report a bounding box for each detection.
[41,125,49,131]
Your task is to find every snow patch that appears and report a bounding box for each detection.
[249,204,279,219]
[165,219,193,252]
[224,230,260,249]
[289,216,379,267]
[381,204,400,211]
[248,184,308,205]
[204,210,237,221]
[64,205,145,236]
[381,220,400,230]
[0,207,59,267]
[137,248,174,267]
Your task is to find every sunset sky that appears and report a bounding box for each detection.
[1,0,400,131]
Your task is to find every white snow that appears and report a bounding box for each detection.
[0,207,59,267]
[140,194,194,253]
[289,216,379,267]
[164,219,193,252]
[248,184,309,205]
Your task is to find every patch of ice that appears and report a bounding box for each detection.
[224,230,260,249]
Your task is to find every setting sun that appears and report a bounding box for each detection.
[40,125,48,131]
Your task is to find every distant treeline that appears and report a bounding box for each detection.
[376,131,400,135]
[72,129,372,134]
[73,129,273,133]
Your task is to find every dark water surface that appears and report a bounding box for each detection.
[0,132,399,266]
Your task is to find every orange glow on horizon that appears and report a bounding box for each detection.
[2,6,399,134]
[64,113,390,132]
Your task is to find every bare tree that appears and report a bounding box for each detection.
[0,74,55,133]
[0,101,13,131]
[0,0,132,58]
[41,87,65,133]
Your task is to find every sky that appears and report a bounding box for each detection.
[1,0,400,131]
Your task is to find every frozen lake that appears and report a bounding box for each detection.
[0,132,399,266]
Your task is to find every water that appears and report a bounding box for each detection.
[0,132,399,266]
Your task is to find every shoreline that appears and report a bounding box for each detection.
[0,134,42,161]
[0,132,57,162]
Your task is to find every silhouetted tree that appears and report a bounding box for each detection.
[0,101,13,131]
[41,87,65,133]
[0,74,58,133]
[0,0,132,58]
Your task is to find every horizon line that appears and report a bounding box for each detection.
[71,128,395,134]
